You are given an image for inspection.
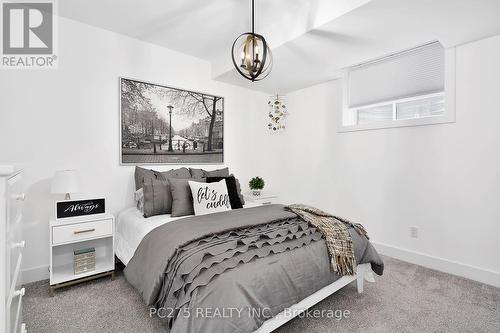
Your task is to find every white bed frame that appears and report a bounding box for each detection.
[253,263,370,333]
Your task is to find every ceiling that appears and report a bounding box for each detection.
[59,0,500,94]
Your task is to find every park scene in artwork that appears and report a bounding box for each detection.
[120,78,224,164]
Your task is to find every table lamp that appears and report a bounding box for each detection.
[51,170,81,200]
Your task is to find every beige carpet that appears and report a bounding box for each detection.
[23,257,500,333]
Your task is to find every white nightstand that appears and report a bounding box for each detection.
[49,213,115,296]
[243,192,279,207]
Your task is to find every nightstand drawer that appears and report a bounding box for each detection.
[243,193,278,206]
[52,219,113,245]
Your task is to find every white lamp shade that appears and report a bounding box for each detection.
[51,170,81,194]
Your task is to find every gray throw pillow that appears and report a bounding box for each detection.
[142,180,172,218]
[169,178,206,217]
[189,167,229,179]
[160,167,191,180]
[135,166,162,190]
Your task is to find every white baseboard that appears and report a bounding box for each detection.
[22,265,49,284]
[372,241,500,288]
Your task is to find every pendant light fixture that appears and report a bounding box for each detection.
[231,0,273,82]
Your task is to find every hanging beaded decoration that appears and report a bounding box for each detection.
[268,94,287,132]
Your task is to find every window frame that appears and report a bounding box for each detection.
[338,46,456,132]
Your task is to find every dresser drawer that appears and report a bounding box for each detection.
[52,219,113,245]
[7,173,24,231]
[9,252,23,297]
[8,220,24,293]
[243,195,278,206]
[8,285,24,333]
[7,254,24,333]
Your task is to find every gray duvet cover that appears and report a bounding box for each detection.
[124,204,383,333]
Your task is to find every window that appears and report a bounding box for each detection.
[340,42,455,131]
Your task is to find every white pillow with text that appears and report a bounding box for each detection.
[188,179,231,216]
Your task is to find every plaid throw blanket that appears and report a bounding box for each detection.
[286,204,369,276]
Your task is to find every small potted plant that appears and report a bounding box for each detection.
[249,176,265,196]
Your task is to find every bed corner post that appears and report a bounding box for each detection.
[356,264,366,293]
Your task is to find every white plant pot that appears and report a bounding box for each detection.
[252,189,262,196]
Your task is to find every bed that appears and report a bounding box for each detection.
[116,204,383,333]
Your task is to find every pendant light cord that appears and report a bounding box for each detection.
[252,0,255,34]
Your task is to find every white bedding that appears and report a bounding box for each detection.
[116,204,258,265]
[115,207,186,265]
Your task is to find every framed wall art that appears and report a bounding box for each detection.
[120,77,224,164]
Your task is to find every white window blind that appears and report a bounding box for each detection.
[347,42,445,108]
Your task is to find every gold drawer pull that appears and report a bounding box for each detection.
[74,228,95,235]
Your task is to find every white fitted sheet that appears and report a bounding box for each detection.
[115,207,186,265]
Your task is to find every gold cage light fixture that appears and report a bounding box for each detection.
[231,0,273,82]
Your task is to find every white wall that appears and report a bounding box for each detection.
[2,15,499,288]
[253,34,500,287]
[0,17,266,282]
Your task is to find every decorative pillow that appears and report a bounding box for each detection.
[135,167,192,190]
[135,166,162,190]
[189,167,229,179]
[189,179,231,216]
[142,180,172,218]
[232,174,245,205]
[134,188,144,213]
[160,167,191,180]
[169,178,206,217]
[206,176,243,209]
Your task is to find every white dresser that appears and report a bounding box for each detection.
[1,165,27,333]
